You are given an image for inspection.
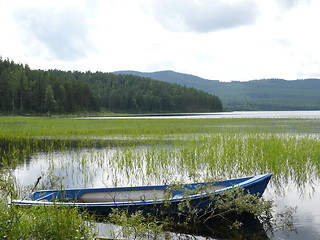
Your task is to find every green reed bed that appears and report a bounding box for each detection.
[174,134,320,189]
[2,116,317,194]
[0,200,96,240]
[0,169,95,239]
[49,131,319,198]
[1,116,320,238]
[1,116,320,138]
[98,133,320,194]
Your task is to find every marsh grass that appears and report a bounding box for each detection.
[108,210,166,239]
[0,161,97,239]
[1,116,320,138]
[85,133,319,193]
[0,200,96,240]
[1,116,320,238]
[106,186,288,240]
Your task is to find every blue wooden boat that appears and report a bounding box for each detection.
[12,173,272,216]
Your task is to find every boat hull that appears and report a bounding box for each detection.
[12,173,272,216]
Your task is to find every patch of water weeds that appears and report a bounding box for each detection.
[0,200,97,240]
[98,184,295,240]
[12,132,318,197]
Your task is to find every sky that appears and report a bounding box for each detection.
[1,0,320,82]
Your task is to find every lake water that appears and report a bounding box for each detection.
[12,111,320,239]
[80,110,320,119]
[13,147,320,239]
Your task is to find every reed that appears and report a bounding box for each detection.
[1,116,320,138]
[0,200,96,240]
[1,116,319,238]
[82,132,318,195]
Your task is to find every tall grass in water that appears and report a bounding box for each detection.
[0,201,96,240]
[0,149,97,239]
[172,133,320,193]
[101,133,320,195]
[198,134,314,180]
[1,116,319,238]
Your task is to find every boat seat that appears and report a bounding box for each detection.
[79,189,166,203]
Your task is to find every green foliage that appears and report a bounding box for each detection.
[218,79,320,111]
[106,185,294,239]
[0,58,98,114]
[0,201,96,240]
[207,188,274,225]
[108,210,165,239]
[1,116,315,238]
[117,70,320,111]
[163,183,275,230]
[50,70,223,113]
[44,84,56,112]
[0,58,223,114]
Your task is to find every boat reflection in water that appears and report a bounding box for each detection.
[167,212,269,240]
[95,212,270,239]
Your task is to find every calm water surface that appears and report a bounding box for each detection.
[14,148,320,239]
[80,110,320,119]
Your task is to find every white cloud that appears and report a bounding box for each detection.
[1,0,320,81]
[13,2,95,61]
[146,0,259,33]
[275,0,312,10]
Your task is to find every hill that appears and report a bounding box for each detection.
[115,71,320,111]
[114,70,219,90]
[51,70,223,113]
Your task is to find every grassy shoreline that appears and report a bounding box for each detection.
[1,116,319,137]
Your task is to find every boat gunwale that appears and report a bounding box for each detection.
[12,174,272,206]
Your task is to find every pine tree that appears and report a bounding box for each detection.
[44,84,56,112]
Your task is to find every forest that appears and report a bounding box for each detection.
[118,70,320,111]
[0,58,223,114]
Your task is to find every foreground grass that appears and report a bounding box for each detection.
[0,201,96,240]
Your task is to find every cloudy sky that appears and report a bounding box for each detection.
[1,0,319,81]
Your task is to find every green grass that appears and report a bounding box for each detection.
[1,116,319,238]
[93,133,319,192]
[1,116,319,138]
[1,116,319,188]
[0,201,96,240]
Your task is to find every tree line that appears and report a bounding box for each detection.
[0,58,223,114]
[0,58,97,113]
